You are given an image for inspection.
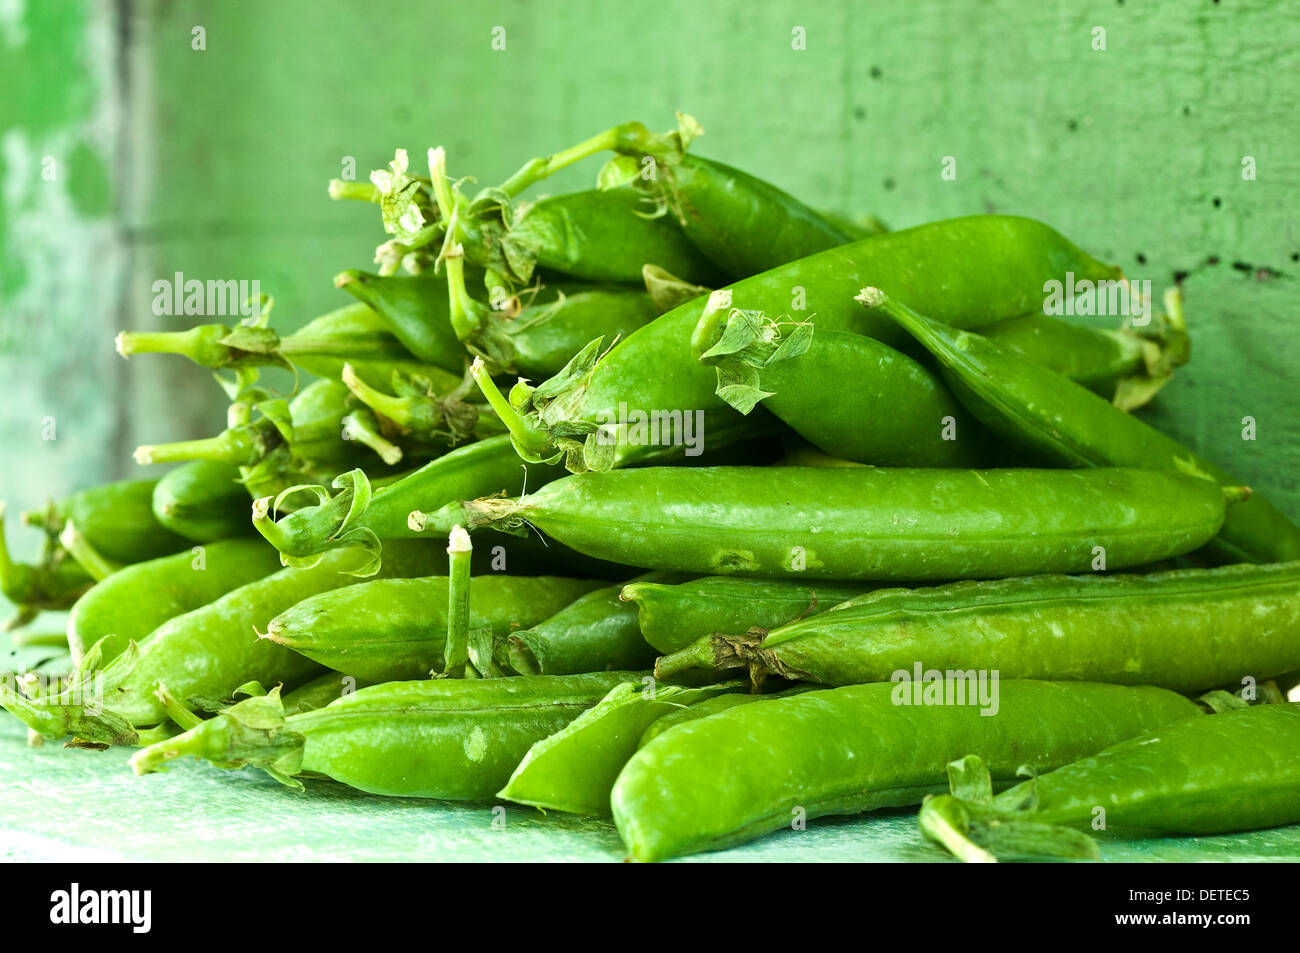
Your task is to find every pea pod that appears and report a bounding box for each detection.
[265,575,605,681]
[495,114,858,278]
[152,461,252,542]
[0,540,444,744]
[979,293,1188,412]
[278,671,371,715]
[620,576,867,654]
[22,479,187,565]
[134,379,364,471]
[486,284,660,379]
[693,293,985,466]
[635,686,814,749]
[252,434,562,569]
[507,572,683,675]
[129,672,641,799]
[657,562,1300,694]
[67,537,283,664]
[506,188,721,286]
[424,466,1236,582]
[499,680,742,816]
[116,301,460,393]
[921,703,1300,862]
[334,270,466,373]
[865,286,1300,564]
[611,680,1203,861]
[495,215,1121,471]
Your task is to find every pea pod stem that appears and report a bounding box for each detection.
[441,526,472,677]
[469,357,556,460]
[428,147,487,342]
[328,179,380,203]
[496,122,664,198]
[340,409,403,466]
[58,520,122,581]
[134,421,272,466]
[917,796,997,864]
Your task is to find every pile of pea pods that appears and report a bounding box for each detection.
[5,113,1300,863]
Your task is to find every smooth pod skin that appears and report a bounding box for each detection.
[132,673,642,799]
[611,680,1202,862]
[744,329,985,466]
[672,562,1300,693]
[879,295,1300,564]
[260,434,563,559]
[666,154,857,278]
[499,680,738,816]
[620,576,868,654]
[503,286,659,378]
[523,215,1121,470]
[266,575,605,681]
[66,537,283,664]
[29,479,188,564]
[463,466,1231,581]
[511,189,720,285]
[979,313,1155,398]
[336,270,466,372]
[152,461,252,542]
[274,672,644,799]
[507,573,675,675]
[0,540,445,741]
[990,703,1300,835]
[635,686,813,750]
[280,672,371,715]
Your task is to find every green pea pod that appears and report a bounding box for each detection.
[495,115,857,279]
[507,572,685,675]
[979,301,1188,412]
[151,461,252,542]
[658,562,1300,694]
[508,189,720,286]
[490,284,660,379]
[22,479,188,565]
[130,672,642,798]
[0,540,445,744]
[265,575,605,681]
[499,679,742,816]
[635,686,815,750]
[134,379,365,472]
[116,302,460,394]
[253,434,562,567]
[334,270,466,373]
[694,297,985,465]
[67,537,283,664]
[430,466,1235,582]
[497,215,1121,471]
[921,703,1300,862]
[611,680,1202,861]
[620,576,867,654]
[279,671,370,715]
[865,286,1300,564]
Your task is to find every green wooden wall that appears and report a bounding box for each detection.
[3,0,1297,550]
